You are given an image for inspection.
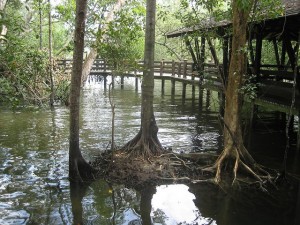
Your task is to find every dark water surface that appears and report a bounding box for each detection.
[0,77,299,225]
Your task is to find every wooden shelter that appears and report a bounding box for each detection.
[166,0,300,148]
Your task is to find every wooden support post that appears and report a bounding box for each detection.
[134,70,138,92]
[254,31,263,80]
[273,39,281,69]
[178,62,182,77]
[103,59,107,72]
[218,91,225,117]
[205,90,211,109]
[121,76,124,89]
[171,60,175,77]
[297,112,300,152]
[200,37,205,75]
[183,59,187,78]
[161,59,165,93]
[249,38,255,66]
[161,79,165,95]
[281,38,286,68]
[160,59,164,76]
[199,88,203,109]
[192,74,195,97]
[182,82,187,99]
[207,37,224,86]
[171,79,175,96]
[104,75,107,90]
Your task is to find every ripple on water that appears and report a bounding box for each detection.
[0,209,30,225]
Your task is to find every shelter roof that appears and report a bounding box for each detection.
[166,1,300,41]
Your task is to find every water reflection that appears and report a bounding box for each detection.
[0,77,299,224]
[190,182,300,225]
[67,179,300,225]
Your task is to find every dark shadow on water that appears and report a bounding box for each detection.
[69,178,300,225]
[189,182,300,225]
[139,186,156,225]
[70,181,91,225]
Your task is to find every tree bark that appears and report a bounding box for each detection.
[223,0,252,155]
[69,0,93,182]
[211,0,268,184]
[0,0,7,37]
[48,0,54,107]
[123,0,163,157]
[81,0,126,85]
[39,0,42,50]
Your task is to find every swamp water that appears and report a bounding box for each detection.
[0,77,299,225]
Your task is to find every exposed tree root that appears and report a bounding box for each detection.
[202,145,276,189]
[69,156,96,183]
[122,130,165,158]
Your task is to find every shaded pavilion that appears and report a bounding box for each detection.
[166,0,300,148]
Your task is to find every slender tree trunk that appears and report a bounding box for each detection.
[0,0,7,37]
[69,0,93,182]
[48,0,54,106]
[81,0,126,85]
[39,0,42,50]
[123,0,163,157]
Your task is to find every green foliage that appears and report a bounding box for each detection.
[236,0,252,11]
[239,74,259,100]
[177,0,230,27]
[155,1,189,60]
[0,1,51,106]
[249,0,284,21]
[97,1,145,73]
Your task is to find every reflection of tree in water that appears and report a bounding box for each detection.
[110,185,141,225]
[70,181,142,224]
[151,208,167,225]
[189,183,299,225]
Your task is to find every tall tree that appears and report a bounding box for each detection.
[48,0,54,106]
[38,0,42,49]
[123,0,164,157]
[211,0,268,183]
[69,0,94,182]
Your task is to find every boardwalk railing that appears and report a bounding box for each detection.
[56,59,222,88]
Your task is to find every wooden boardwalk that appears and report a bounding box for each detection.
[57,58,300,149]
[57,59,299,114]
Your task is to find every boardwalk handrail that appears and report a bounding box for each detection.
[57,59,222,90]
[56,58,222,84]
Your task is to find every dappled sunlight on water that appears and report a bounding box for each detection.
[0,77,299,224]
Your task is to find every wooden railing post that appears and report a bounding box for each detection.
[160,59,164,76]
[178,62,182,77]
[160,59,165,93]
[171,60,175,77]
[183,59,187,78]
[103,59,107,72]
